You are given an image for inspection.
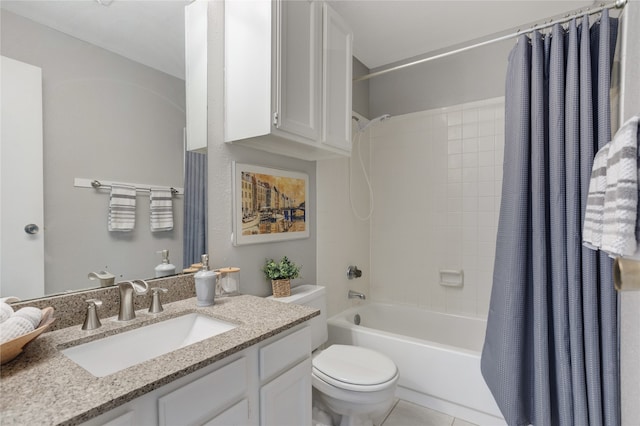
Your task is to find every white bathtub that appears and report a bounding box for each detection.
[327,303,505,426]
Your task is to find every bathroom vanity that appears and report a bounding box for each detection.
[0,295,318,425]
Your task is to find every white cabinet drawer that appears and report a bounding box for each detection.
[259,326,311,382]
[158,357,247,426]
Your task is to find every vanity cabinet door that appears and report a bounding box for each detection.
[260,358,312,426]
[202,399,250,426]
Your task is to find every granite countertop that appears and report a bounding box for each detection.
[0,295,319,425]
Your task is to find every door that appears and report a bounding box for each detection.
[0,56,45,299]
[275,0,322,142]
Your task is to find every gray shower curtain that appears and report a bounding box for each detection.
[481,10,619,426]
[183,151,207,268]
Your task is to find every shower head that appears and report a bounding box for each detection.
[357,114,391,132]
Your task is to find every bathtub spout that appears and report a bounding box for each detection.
[348,290,366,300]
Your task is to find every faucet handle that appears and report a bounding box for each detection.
[347,265,363,279]
[149,288,168,313]
[82,299,103,330]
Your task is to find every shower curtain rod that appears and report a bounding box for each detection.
[354,0,627,82]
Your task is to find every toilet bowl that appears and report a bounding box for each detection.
[312,344,398,426]
[269,285,399,426]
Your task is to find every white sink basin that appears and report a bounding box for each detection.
[61,313,237,377]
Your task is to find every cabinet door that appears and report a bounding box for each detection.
[260,358,312,426]
[322,3,353,152]
[275,0,322,142]
[184,0,208,152]
[202,399,249,426]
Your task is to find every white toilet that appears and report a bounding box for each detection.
[270,285,398,426]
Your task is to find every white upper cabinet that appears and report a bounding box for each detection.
[224,0,353,161]
[322,3,353,152]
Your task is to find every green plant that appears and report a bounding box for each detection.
[262,256,301,280]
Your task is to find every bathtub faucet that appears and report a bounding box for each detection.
[348,290,366,300]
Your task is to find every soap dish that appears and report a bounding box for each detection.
[0,307,55,365]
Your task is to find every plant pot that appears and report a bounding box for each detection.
[271,279,291,298]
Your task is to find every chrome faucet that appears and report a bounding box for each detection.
[117,280,149,321]
[348,290,366,300]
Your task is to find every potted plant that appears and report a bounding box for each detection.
[263,256,301,297]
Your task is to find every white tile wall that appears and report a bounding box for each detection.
[370,97,505,318]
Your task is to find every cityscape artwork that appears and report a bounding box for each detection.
[232,163,309,245]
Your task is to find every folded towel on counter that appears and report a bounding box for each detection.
[583,116,640,257]
[0,316,34,343]
[108,184,137,232]
[150,187,173,232]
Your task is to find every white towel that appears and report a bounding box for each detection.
[583,144,609,250]
[150,187,173,232]
[108,184,136,232]
[583,116,639,257]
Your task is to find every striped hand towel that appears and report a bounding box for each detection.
[583,144,609,250]
[150,188,173,232]
[602,116,640,256]
[583,116,639,256]
[108,184,136,232]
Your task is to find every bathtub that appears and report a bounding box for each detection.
[327,303,505,426]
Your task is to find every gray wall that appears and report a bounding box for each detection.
[352,57,370,118]
[620,1,640,423]
[207,2,316,297]
[1,11,185,295]
[369,39,513,117]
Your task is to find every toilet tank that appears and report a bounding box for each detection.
[267,284,328,350]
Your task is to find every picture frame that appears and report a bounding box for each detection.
[232,162,309,245]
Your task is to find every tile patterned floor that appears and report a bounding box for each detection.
[380,400,478,426]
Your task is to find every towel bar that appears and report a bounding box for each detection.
[74,178,183,196]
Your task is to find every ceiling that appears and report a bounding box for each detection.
[328,0,598,70]
[1,0,604,79]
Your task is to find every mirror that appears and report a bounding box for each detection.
[1,1,188,299]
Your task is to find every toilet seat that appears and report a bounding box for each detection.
[312,345,398,392]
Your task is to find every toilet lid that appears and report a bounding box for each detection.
[312,345,398,387]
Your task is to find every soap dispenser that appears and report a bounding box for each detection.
[155,249,176,278]
[194,254,218,306]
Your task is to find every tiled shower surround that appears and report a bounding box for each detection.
[370,97,505,318]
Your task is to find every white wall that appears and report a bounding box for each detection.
[369,98,504,318]
[1,11,185,294]
[316,121,371,317]
[369,39,512,118]
[619,1,640,422]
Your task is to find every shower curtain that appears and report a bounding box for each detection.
[481,10,619,426]
[183,151,207,268]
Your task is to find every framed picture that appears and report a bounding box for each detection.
[232,162,309,245]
